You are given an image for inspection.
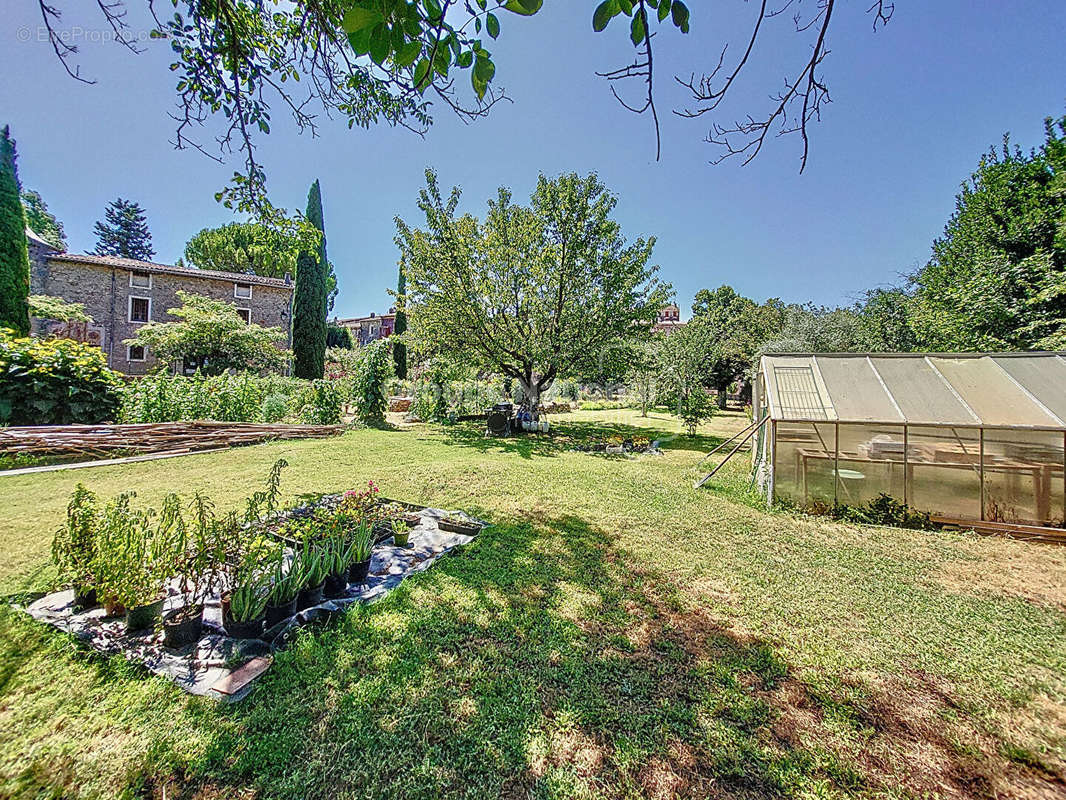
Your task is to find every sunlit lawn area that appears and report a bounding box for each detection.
[0,408,1063,799]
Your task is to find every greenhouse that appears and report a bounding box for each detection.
[751,353,1066,530]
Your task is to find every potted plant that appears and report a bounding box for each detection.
[390,516,411,548]
[295,545,329,610]
[94,493,177,633]
[163,497,227,649]
[264,557,301,629]
[224,574,269,639]
[52,484,99,610]
[323,536,354,598]
[347,522,375,585]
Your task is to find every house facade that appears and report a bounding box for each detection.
[27,235,294,375]
[335,309,396,346]
[653,303,685,334]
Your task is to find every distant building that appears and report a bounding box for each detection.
[335,308,396,346]
[653,303,685,334]
[26,231,294,375]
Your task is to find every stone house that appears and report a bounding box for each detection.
[335,308,396,347]
[27,232,294,375]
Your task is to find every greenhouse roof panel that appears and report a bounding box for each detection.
[760,353,1066,429]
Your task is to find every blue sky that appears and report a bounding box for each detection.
[3,1,1065,320]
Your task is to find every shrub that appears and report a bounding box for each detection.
[351,339,393,424]
[119,372,306,423]
[296,380,343,425]
[260,393,289,423]
[0,330,122,425]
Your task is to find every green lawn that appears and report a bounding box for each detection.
[0,409,1063,799]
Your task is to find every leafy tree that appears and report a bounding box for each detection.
[326,324,353,349]
[396,170,670,409]
[393,263,408,379]
[758,303,872,355]
[909,115,1066,350]
[40,0,896,210]
[21,189,66,250]
[627,338,661,417]
[657,323,714,435]
[292,181,329,379]
[689,286,780,407]
[857,287,916,352]
[126,291,289,375]
[0,125,30,335]
[93,198,155,260]
[184,221,337,311]
[28,294,92,323]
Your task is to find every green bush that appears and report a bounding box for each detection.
[0,330,122,425]
[260,393,289,423]
[119,372,306,423]
[296,380,343,425]
[351,339,393,424]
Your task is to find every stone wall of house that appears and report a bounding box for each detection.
[29,255,293,375]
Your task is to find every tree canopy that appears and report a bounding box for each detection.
[93,198,155,261]
[183,221,337,310]
[909,116,1066,351]
[21,190,67,251]
[126,291,289,375]
[396,170,670,407]
[292,181,329,379]
[0,125,30,336]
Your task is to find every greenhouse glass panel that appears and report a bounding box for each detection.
[773,422,836,508]
[905,425,981,520]
[815,357,903,423]
[991,356,1066,425]
[868,356,976,425]
[927,358,1060,427]
[982,429,1065,527]
[835,424,906,507]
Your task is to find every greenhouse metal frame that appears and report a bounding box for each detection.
[752,353,1066,530]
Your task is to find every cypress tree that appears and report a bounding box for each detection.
[0,125,30,335]
[93,198,155,260]
[393,263,407,379]
[292,180,328,378]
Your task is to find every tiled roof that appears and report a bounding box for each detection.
[48,252,293,289]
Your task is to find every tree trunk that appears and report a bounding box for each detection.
[518,378,541,411]
[716,379,730,409]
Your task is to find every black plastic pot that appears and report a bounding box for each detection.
[324,571,348,598]
[125,597,164,633]
[437,519,481,536]
[73,586,97,611]
[348,558,371,585]
[296,581,325,611]
[162,605,203,649]
[223,612,264,640]
[265,597,297,629]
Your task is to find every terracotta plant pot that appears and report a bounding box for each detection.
[162,604,203,649]
[265,597,297,629]
[72,586,97,611]
[296,581,325,611]
[348,558,371,585]
[324,571,348,598]
[125,597,164,633]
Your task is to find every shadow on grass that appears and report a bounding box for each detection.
[1,512,1045,800]
[435,417,730,460]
